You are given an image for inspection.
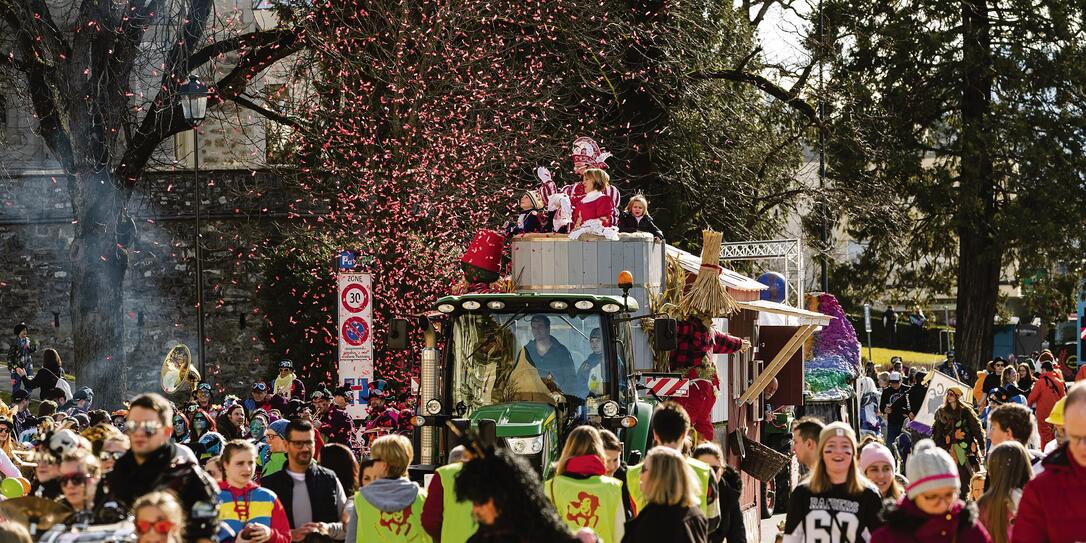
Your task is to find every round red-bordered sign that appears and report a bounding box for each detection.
[341,283,370,313]
[342,317,370,346]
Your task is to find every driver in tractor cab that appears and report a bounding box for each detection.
[525,315,577,394]
[571,328,605,399]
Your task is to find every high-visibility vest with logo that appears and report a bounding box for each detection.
[435,463,478,543]
[354,486,431,542]
[545,474,623,543]
[626,456,712,517]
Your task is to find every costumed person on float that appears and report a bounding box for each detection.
[668,230,751,441]
[538,166,572,234]
[453,229,506,295]
[504,189,549,236]
[569,168,619,240]
[538,136,621,224]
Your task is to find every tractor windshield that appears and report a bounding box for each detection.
[450,312,613,416]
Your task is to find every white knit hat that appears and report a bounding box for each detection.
[905,439,960,499]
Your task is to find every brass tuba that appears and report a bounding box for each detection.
[161,344,200,394]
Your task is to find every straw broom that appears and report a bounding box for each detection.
[678,229,739,318]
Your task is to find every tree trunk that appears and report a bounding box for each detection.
[955,0,999,375]
[68,171,130,407]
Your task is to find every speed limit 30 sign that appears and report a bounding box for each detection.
[341,283,370,313]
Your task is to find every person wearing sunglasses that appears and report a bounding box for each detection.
[870,439,989,543]
[245,381,286,415]
[273,360,306,401]
[192,382,215,415]
[0,416,32,473]
[132,491,186,543]
[95,393,220,543]
[57,448,101,522]
[99,431,130,474]
[185,408,216,451]
[693,442,745,543]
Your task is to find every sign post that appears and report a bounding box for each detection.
[337,250,373,420]
[864,303,874,365]
[1078,300,1085,372]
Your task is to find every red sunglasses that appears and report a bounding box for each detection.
[136,520,176,535]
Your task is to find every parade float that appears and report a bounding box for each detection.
[391,228,831,540]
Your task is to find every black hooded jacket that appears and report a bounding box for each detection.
[95,442,219,542]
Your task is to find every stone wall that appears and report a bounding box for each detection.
[0,169,305,399]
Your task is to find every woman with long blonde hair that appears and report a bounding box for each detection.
[545,425,624,542]
[783,422,884,543]
[977,441,1032,543]
[622,446,708,543]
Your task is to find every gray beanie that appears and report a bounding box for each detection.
[905,439,960,499]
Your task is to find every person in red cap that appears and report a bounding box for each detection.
[460,230,503,282]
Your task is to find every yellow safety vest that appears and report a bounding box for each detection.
[435,463,478,543]
[545,474,624,543]
[354,485,431,542]
[626,456,712,517]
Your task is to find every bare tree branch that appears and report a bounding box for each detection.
[222,92,309,131]
[692,68,821,125]
[189,28,299,72]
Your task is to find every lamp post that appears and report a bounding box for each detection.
[179,75,209,377]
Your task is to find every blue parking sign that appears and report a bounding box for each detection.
[338,250,357,270]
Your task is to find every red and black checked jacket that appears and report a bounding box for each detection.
[673,319,744,370]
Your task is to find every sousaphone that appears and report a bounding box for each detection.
[161,344,200,394]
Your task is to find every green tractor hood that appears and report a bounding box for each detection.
[470,402,555,437]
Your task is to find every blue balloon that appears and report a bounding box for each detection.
[757,272,787,303]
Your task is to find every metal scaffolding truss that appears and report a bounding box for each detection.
[720,239,805,308]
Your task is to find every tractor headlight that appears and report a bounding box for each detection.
[574,300,594,310]
[601,303,621,313]
[506,435,544,455]
[437,303,456,313]
[599,401,620,418]
[462,300,481,310]
[425,399,443,415]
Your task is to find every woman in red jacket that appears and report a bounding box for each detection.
[1027,360,1067,446]
[871,439,991,543]
[569,169,618,240]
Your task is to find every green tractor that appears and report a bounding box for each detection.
[393,291,676,479]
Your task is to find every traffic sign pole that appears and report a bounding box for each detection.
[864,303,874,366]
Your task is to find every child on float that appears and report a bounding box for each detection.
[617,195,664,238]
[505,190,549,236]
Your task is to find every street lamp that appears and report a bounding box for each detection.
[179,75,209,377]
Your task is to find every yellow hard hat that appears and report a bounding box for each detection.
[1046,397,1067,426]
